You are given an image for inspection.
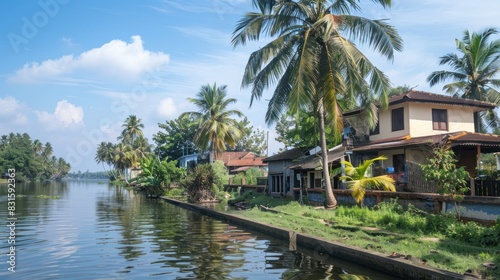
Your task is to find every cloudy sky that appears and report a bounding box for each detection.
[1,0,500,172]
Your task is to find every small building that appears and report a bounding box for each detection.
[215,151,267,174]
[177,153,198,169]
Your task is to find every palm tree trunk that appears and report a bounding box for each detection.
[318,102,338,209]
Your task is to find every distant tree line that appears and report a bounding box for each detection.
[0,133,71,182]
[67,170,110,180]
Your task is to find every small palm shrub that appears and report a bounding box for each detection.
[181,164,218,202]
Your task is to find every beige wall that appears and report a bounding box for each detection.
[408,103,475,137]
[370,104,409,141]
[369,103,476,141]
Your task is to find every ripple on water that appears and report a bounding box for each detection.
[0,181,401,280]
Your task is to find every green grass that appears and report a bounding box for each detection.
[226,194,500,279]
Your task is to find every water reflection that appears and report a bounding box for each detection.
[0,181,399,279]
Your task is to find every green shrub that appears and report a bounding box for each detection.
[212,160,229,189]
[180,164,218,202]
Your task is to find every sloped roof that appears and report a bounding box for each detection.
[344,90,496,116]
[215,151,267,168]
[215,151,250,163]
[263,147,309,163]
[352,131,500,153]
[288,146,345,170]
[226,157,267,167]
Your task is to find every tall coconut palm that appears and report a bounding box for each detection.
[181,83,244,163]
[114,143,134,183]
[119,115,145,145]
[232,0,402,208]
[133,136,153,158]
[32,139,43,157]
[95,142,116,171]
[42,142,53,160]
[427,28,500,131]
[340,156,395,206]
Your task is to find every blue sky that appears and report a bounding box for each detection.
[1,0,500,172]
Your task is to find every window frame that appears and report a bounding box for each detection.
[432,109,448,131]
[391,107,404,131]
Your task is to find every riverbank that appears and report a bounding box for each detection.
[161,196,498,279]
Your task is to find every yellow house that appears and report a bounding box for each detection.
[344,90,500,186]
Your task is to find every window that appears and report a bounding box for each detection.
[432,109,448,131]
[392,154,405,173]
[271,175,283,193]
[370,120,380,135]
[391,107,404,131]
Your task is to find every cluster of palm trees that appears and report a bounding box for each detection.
[95,115,152,180]
[32,139,71,180]
[94,1,500,208]
[0,133,71,181]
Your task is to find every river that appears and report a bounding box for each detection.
[0,180,400,279]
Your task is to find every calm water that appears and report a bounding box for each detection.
[0,180,399,280]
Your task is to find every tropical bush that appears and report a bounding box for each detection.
[211,160,230,189]
[181,164,218,202]
[420,145,470,219]
[134,156,185,196]
[232,167,266,185]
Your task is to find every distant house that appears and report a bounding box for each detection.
[263,146,346,198]
[177,153,198,169]
[215,151,267,174]
[263,147,309,197]
[344,90,500,190]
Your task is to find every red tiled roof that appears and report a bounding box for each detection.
[344,90,496,116]
[215,151,267,167]
[226,157,267,167]
[215,151,250,163]
[448,131,500,146]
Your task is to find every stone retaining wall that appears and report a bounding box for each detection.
[162,197,473,280]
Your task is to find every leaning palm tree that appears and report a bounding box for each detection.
[232,0,402,208]
[340,156,395,206]
[181,83,244,163]
[119,115,145,145]
[427,28,500,131]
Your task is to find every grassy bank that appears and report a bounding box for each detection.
[224,193,499,279]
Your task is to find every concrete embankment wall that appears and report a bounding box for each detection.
[162,197,473,280]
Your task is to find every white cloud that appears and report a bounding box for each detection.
[156,97,177,119]
[9,35,170,83]
[0,96,29,126]
[0,96,24,116]
[37,100,84,130]
[13,113,28,125]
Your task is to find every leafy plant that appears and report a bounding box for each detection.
[135,155,185,196]
[340,156,396,205]
[420,145,470,220]
[211,160,230,189]
[181,164,218,202]
[232,167,266,185]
